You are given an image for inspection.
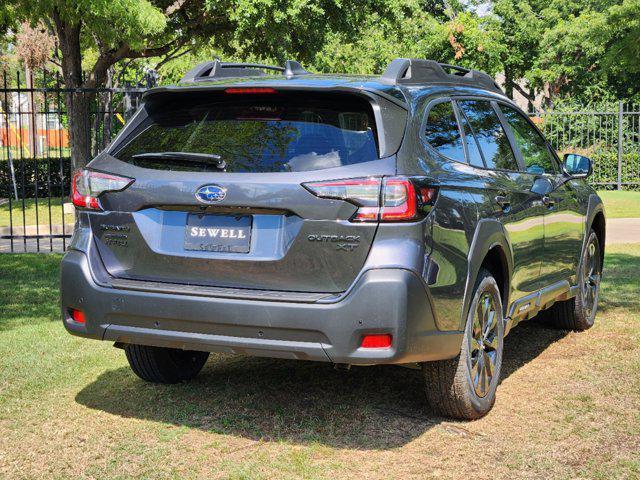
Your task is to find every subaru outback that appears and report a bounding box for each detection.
[61,58,605,420]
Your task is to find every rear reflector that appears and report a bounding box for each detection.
[361,334,392,348]
[70,309,86,324]
[224,87,277,94]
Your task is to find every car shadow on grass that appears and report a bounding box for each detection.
[75,321,568,450]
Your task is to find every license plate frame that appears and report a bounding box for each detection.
[184,214,252,253]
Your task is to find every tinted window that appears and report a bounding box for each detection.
[423,101,465,162]
[500,105,557,174]
[458,100,519,171]
[114,93,378,173]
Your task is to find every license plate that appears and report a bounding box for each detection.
[184,214,252,253]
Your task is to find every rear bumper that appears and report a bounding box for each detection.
[60,250,462,364]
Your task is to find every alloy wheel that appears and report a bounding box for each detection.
[469,292,500,398]
[582,238,601,318]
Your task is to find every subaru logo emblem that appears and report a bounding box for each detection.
[195,185,226,204]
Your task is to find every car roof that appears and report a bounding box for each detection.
[145,58,506,109]
[148,74,408,107]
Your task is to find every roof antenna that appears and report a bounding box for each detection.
[285,60,309,78]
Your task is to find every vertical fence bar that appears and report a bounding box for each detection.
[618,101,623,190]
[16,71,28,252]
[29,70,40,252]
[57,71,67,252]
[44,69,53,252]
[2,72,15,252]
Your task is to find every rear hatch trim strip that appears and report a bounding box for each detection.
[110,278,337,303]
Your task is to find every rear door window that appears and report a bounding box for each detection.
[499,105,558,175]
[457,109,485,168]
[112,92,379,172]
[457,100,519,171]
[423,101,465,162]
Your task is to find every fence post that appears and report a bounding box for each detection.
[617,101,623,190]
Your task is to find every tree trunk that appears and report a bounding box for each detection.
[53,11,94,170]
[66,95,92,169]
[25,66,38,158]
[504,66,514,100]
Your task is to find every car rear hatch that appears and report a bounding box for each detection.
[84,87,407,294]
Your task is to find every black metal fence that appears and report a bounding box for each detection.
[0,70,146,253]
[532,103,640,189]
[1,70,639,253]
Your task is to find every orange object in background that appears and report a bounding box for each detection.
[0,127,69,149]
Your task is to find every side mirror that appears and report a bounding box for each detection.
[563,153,592,178]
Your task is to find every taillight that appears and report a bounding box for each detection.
[303,176,437,222]
[71,170,134,210]
[380,178,417,221]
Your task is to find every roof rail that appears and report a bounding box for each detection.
[179,59,310,83]
[381,58,503,94]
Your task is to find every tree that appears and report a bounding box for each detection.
[7,1,203,167]
[313,1,503,76]
[490,0,544,105]
[488,0,640,105]
[8,0,466,168]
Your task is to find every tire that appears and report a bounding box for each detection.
[124,344,209,384]
[541,229,601,331]
[422,268,505,420]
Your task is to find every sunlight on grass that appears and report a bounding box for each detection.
[597,190,640,218]
[0,198,73,228]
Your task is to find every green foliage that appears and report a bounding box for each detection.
[3,0,639,106]
[493,0,640,103]
[9,0,166,56]
[313,6,503,76]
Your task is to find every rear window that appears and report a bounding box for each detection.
[112,92,379,172]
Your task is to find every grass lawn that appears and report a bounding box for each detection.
[0,198,72,229]
[1,247,639,479]
[597,190,640,218]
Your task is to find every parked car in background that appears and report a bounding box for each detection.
[60,58,605,420]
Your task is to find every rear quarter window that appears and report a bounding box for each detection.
[112,92,379,173]
[422,100,465,162]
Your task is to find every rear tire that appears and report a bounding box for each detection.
[541,230,601,331]
[124,344,209,384]
[422,268,504,420]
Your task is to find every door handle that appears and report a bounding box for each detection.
[495,195,511,210]
[542,195,555,207]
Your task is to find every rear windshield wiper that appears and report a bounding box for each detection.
[132,152,226,169]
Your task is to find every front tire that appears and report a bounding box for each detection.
[541,229,601,331]
[124,344,209,384]
[422,268,504,420]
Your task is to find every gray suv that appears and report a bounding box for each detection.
[61,58,605,419]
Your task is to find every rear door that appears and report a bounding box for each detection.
[456,99,546,298]
[87,89,403,293]
[498,104,584,285]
